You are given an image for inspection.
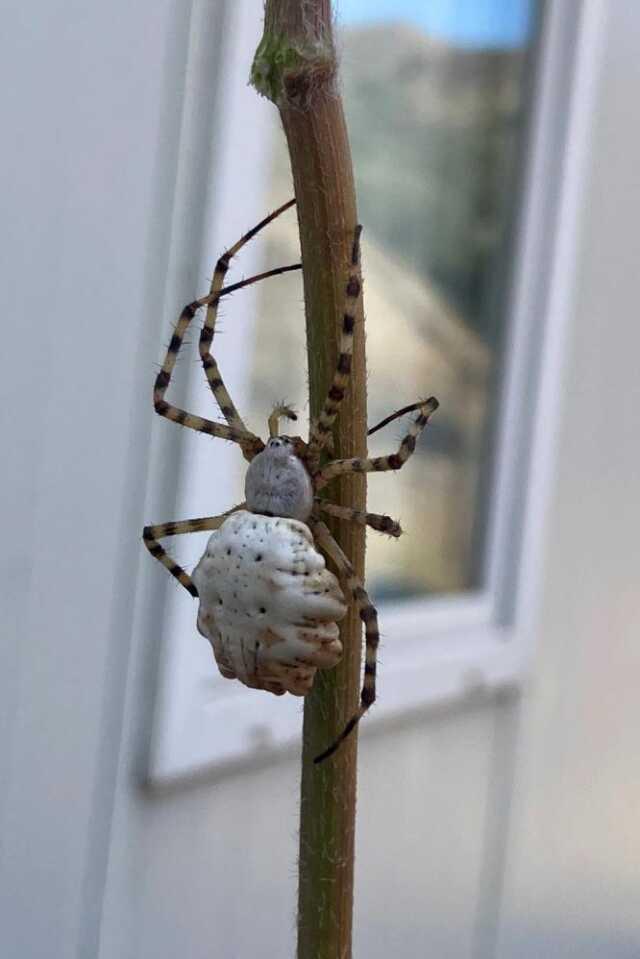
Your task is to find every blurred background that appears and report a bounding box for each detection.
[255,0,536,598]
[2,1,639,957]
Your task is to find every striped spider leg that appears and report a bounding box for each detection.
[307,224,362,452]
[152,197,301,460]
[315,397,439,490]
[198,197,299,458]
[308,398,439,762]
[145,199,300,590]
[314,396,438,539]
[302,224,439,759]
[143,504,246,597]
[315,500,402,538]
[308,519,380,764]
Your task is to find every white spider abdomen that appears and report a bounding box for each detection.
[192,510,346,696]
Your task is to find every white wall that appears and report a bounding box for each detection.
[1,1,638,957]
[0,0,199,954]
[99,705,503,958]
[497,3,640,956]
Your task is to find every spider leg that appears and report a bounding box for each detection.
[154,199,299,458]
[315,397,439,490]
[315,499,402,538]
[153,298,261,452]
[143,503,245,597]
[309,520,379,764]
[199,198,300,441]
[308,225,363,452]
[367,400,430,437]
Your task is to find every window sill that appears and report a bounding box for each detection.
[146,591,524,787]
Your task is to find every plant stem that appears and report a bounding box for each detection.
[252,4,366,957]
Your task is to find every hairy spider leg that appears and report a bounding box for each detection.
[367,400,430,437]
[308,225,363,451]
[315,397,439,489]
[199,198,300,440]
[153,199,300,458]
[309,520,380,764]
[315,500,402,538]
[143,504,246,596]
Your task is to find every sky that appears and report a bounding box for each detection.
[337,0,536,49]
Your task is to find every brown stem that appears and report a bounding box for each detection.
[252,4,366,957]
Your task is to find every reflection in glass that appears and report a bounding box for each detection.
[250,1,540,600]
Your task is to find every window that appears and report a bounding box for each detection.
[146,0,572,785]
[255,0,539,600]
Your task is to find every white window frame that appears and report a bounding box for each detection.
[143,0,587,786]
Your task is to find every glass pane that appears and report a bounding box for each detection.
[250,0,540,601]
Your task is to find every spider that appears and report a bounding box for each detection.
[142,198,438,762]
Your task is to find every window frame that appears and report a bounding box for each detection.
[144,0,585,786]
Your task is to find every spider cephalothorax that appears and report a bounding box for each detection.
[143,198,438,761]
[245,434,314,522]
